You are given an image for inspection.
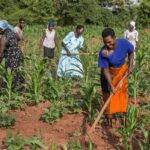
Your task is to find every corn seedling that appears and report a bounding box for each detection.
[41,101,68,124]
[24,55,46,104]
[0,114,15,128]
[119,106,139,149]
[81,81,100,123]
[3,68,13,101]
[138,127,150,150]
[6,134,47,150]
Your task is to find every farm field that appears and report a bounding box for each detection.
[0,25,150,150]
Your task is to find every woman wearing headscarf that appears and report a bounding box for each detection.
[41,20,57,59]
[0,20,24,88]
[57,25,84,78]
[124,21,139,50]
[124,21,139,65]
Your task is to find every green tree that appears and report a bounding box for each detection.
[57,0,102,25]
[137,0,150,28]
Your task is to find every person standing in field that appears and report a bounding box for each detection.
[124,21,138,65]
[57,25,84,78]
[14,18,26,42]
[98,28,134,127]
[0,20,24,88]
[41,20,57,59]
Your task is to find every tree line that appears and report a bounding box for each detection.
[0,0,149,28]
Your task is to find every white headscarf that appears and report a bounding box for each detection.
[130,21,136,30]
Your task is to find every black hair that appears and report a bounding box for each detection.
[102,28,115,38]
[19,17,25,22]
[76,25,84,30]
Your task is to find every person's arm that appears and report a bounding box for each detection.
[15,33,21,41]
[62,41,71,56]
[127,40,134,75]
[124,31,127,39]
[62,32,73,56]
[14,27,22,41]
[103,68,115,93]
[99,51,115,93]
[135,31,139,49]
[54,32,59,50]
[39,30,46,49]
[124,30,128,39]
[0,35,6,63]
[80,38,85,51]
[128,52,134,75]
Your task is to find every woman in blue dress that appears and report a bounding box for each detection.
[57,25,84,78]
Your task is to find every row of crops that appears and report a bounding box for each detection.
[0,25,149,149]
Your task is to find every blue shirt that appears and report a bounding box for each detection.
[98,39,134,68]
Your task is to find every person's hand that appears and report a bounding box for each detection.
[110,85,116,94]
[67,50,71,56]
[102,49,109,57]
[128,66,134,76]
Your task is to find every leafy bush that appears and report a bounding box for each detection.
[6,134,46,150]
[41,102,67,124]
[0,114,16,128]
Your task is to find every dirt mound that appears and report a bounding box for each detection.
[0,101,115,149]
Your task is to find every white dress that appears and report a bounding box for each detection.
[124,29,138,50]
[57,32,84,78]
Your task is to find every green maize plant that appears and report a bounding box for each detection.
[67,140,82,150]
[41,101,68,124]
[129,69,141,101]
[0,101,9,114]
[0,114,16,128]
[25,136,47,150]
[24,54,46,104]
[81,81,100,123]
[138,127,150,150]
[43,76,73,102]
[6,134,47,150]
[3,68,13,101]
[119,106,139,149]
[6,134,25,150]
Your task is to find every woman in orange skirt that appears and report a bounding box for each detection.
[98,28,134,127]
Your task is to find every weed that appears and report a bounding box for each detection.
[0,114,15,128]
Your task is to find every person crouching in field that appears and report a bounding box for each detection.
[124,21,138,65]
[41,20,57,60]
[57,25,84,78]
[0,21,24,89]
[98,28,134,128]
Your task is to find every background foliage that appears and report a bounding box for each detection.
[0,0,149,28]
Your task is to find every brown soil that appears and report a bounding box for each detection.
[0,101,117,150]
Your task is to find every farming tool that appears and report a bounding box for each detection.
[82,72,129,143]
[62,52,98,56]
[89,72,128,133]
